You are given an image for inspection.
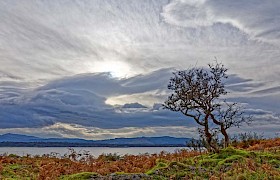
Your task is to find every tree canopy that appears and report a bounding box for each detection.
[164,62,251,152]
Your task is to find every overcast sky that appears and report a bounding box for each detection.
[0,0,279,139]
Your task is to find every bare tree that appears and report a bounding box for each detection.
[164,62,249,152]
[210,102,252,147]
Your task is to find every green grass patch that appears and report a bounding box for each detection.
[60,172,99,180]
[146,162,168,175]
[198,158,219,167]
[211,147,250,159]
[269,159,280,168]
[1,164,36,180]
[227,171,280,180]
[218,154,245,165]
[147,147,280,179]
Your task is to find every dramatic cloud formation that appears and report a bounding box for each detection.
[0,0,279,138]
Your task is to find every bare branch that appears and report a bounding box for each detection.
[164,61,252,150]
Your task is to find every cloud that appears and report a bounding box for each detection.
[106,89,167,107]
[0,0,280,138]
[0,69,278,134]
[161,0,216,28]
[0,123,198,140]
[1,0,280,84]
[250,86,280,96]
[162,0,280,44]
[206,0,280,43]
[0,70,196,129]
[121,103,147,109]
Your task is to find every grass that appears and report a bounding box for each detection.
[0,138,279,179]
[60,172,98,180]
[146,147,280,179]
[0,163,37,180]
[146,160,168,175]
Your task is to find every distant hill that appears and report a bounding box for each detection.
[0,133,41,142]
[0,133,91,143]
[0,133,191,147]
[97,136,190,145]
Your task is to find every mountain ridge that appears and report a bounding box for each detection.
[0,133,191,147]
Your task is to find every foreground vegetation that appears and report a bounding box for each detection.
[0,138,279,179]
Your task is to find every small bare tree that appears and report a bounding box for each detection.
[211,102,252,147]
[164,62,250,152]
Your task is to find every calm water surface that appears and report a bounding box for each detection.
[0,147,188,157]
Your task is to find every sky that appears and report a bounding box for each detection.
[0,0,279,139]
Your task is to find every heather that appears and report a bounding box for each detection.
[0,138,279,179]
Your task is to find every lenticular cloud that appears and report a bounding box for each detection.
[0,0,280,138]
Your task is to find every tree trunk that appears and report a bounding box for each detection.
[209,114,229,149]
[205,124,219,153]
[221,126,229,148]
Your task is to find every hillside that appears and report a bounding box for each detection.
[0,138,279,179]
[0,133,191,147]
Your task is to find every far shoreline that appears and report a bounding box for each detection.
[0,142,188,148]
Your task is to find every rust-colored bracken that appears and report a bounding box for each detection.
[0,149,202,179]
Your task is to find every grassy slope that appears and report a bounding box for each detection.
[0,139,280,179]
[147,147,280,179]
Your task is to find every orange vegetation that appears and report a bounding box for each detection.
[0,149,202,179]
[235,137,280,151]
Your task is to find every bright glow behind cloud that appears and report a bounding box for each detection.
[92,60,132,78]
[1,0,280,83]
[0,0,280,138]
